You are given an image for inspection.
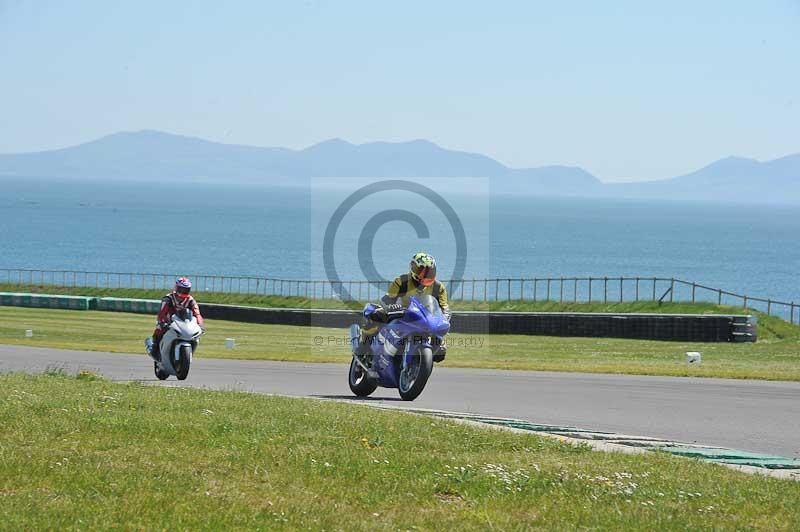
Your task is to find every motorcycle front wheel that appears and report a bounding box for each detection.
[348,357,378,397]
[174,345,191,381]
[398,346,433,401]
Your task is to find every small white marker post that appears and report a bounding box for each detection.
[25,329,33,338]
[686,351,701,364]
[225,338,236,349]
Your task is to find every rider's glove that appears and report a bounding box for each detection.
[367,306,388,322]
[383,303,405,321]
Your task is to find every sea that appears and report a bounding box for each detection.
[1,177,798,309]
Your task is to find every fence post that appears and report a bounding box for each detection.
[792,303,796,324]
[692,282,696,303]
[603,277,608,304]
[573,279,578,302]
[718,289,722,305]
[546,279,551,301]
[767,299,772,316]
[588,278,593,303]
[670,278,675,302]
[533,278,538,302]
[743,295,748,309]
[520,279,525,302]
[652,278,656,301]
[483,279,488,302]
[635,277,640,301]
[560,277,564,303]
[619,277,623,302]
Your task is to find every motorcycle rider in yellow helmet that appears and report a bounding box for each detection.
[356,252,451,362]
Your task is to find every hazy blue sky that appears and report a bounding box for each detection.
[1,1,798,182]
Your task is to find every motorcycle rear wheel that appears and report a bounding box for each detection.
[399,346,433,401]
[348,358,378,397]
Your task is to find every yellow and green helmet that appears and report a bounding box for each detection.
[409,252,437,286]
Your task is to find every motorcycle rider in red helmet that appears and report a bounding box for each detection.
[149,277,205,360]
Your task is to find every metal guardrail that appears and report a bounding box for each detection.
[0,268,797,324]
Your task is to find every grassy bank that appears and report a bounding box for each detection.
[1,372,798,530]
[2,306,799,380]
[0,282,778,314]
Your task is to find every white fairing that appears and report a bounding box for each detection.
[157,313,202,375]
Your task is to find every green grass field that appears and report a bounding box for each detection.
[1,372,798,530]
[2,306,799,380]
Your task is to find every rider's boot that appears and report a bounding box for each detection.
[150,335,161,361]
[354,334,373,364]
[433,341,447,362]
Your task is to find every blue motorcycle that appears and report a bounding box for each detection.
[349,295,450,401]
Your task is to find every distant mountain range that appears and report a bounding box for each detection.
[1,130,798,204]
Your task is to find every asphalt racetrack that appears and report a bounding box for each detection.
[1,345,798,458]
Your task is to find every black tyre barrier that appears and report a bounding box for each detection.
[452,312,756,342]
[200,303,756,343]
[0,294,757,342]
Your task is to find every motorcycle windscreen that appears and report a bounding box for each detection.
[416,295,442,317]
[407,295,450,336]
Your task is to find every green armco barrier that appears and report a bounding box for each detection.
[0,293,161,314]
[0,292,96,311]
[96,297,161,314]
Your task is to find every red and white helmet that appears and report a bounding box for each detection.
[175,277,192,298]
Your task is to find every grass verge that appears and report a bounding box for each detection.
[1,307,799,380]
[0,282,788,314]
[1,372,798,530]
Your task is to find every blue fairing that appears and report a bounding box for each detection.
[367,295,450,389]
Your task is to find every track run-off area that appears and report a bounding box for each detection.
[2,344,799,473]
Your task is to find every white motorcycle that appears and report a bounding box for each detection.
[145,308,203,380]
